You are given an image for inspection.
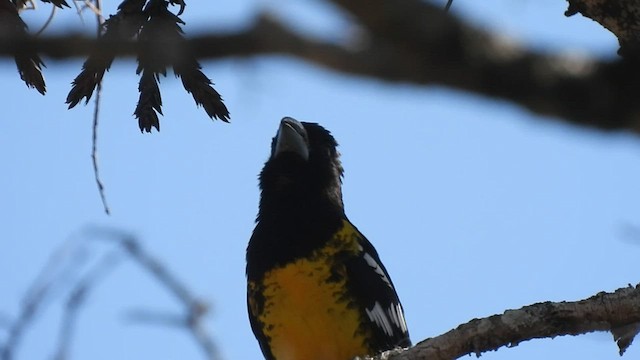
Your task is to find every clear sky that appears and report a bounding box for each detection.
[2,1,639,360]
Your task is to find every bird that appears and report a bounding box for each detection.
[246,117,411,360]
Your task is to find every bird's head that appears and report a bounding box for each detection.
[258,117,344,218]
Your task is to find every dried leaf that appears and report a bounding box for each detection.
[67,5,146,108]
[135,70,162,132]
[39,0,70,8]
[132,0,184,131]
[0,0,46,94]
[15,53,46,95]
[174,61,229,122]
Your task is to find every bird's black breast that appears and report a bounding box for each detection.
[246,213,343,281]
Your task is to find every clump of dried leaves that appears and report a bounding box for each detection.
[8,0,230,132]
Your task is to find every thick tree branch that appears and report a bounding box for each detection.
[2,11,639,134]
[361,284,640,360]
[566,0,640,57]
[323,0,640,132]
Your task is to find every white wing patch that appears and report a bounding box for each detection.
[365,302,394,337]
[363,252,392,288]
[388,302,408,333]
[365,301,408,337]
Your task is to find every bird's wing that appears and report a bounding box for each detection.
[344,222,412,351]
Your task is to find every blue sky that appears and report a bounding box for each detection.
[2,1,639,359]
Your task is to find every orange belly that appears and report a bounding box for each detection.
[257,258,369,360]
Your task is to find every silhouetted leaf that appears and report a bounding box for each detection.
[0,0,46,94]
[135,70,162,132]
[40,0,70,8]
[67,1,146,108]
[174,61,229,122]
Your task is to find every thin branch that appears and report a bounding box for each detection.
[0,237,88,360]
[91,80,109,214]
[1,227,219,359]
[93,229,219,360]
[125,309,187,327]
[33,4,57,36]
[52,251,122,360]
[79,0,102,19]
[88,0,109,215]
[123,305,221,357]
[361,284,640,360]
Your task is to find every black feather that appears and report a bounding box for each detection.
[346,230,412,349]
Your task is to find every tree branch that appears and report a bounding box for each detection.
[95,229,219,360]
[565,0,640,57]
[2,9,639,135]
[52,251,122,360]
[1,229,219,360]
[362,284,640,360]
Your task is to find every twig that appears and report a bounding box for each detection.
[92,228,219,359]
[91,78,109,215]
[0,236,88,360]
[125,310,186,327]
[34,4,57,36]
[444,0,453,11]
[52,251,122,360]
[89,0,110,215]
[79,0,102,19]
[122,238,218,359]
[2,227,218,359]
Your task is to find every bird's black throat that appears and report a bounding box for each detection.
[248,133,345,279]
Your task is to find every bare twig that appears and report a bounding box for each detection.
[125,309,186,327]
[79,0,102,19]
[88,0,110,215]
[0,236,88,360]
[123,238,218,359]
[52,251,122,360]
[33,4,57,36]
[2,227,219,360]
[444,0,453,11]
[91,79,109,215]
[92,228,219,360]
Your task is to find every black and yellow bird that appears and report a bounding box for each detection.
[246,117,411,360]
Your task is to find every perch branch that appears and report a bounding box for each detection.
[362,284,640,360]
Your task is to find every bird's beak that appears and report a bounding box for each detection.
[274,117,309,161]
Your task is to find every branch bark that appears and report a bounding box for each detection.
[566,0,640,57]
[362,284,640,360]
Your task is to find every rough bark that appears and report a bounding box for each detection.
[359,284,640,360]
[566,0,640,57]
